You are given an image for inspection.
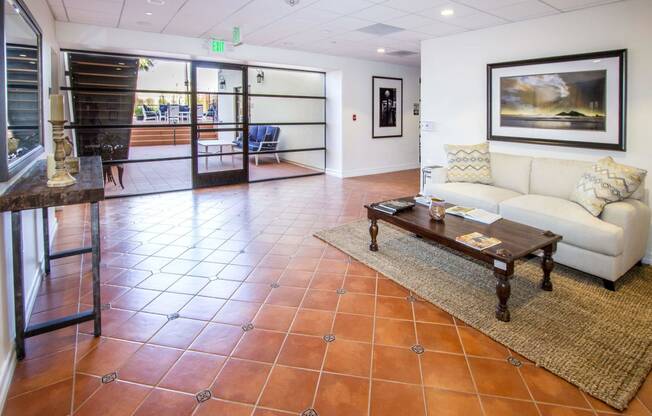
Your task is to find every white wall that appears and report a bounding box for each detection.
[55,21,421,178]
[0,0,59,406]
[420,0,652,262]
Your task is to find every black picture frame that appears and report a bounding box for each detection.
[0,0,44,182]
[372,76,403,139]
[487,49,627,151]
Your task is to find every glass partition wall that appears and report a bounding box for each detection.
[62,50,326,197]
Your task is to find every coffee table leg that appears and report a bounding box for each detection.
[541,245,554,291]
[495,270,511,322]
[369,218,379,252]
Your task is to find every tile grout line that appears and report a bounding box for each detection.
[410,290,429,416]
[308,257,353,412]
[366,263,379,416]
[69,205,93,415]
[452,315,488,416]
[247,241,332,415]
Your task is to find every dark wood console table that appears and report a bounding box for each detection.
[0,156,104,360]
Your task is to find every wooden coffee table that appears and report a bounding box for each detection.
[365,198,562,322]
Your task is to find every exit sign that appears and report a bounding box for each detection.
[210,39,225,53]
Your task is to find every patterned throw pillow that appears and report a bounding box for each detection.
[445,143,493,184]
[571,157,647,216]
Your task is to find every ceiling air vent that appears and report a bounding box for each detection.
[386,50,418,57]
[357,23,404,35]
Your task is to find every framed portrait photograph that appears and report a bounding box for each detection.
[487,49,626,151]
[372,76,403,138]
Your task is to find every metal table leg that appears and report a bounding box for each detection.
[42,208,50,275]
[91,202,102,336]
[12,211,26,360]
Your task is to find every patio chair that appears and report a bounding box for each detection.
[142,105,159,122]
[168,105,180,123]
[197,104,204,120]
[158,104,168,122]
[233,125,281,165]
[179,105,190,121]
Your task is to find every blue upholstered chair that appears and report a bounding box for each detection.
[233,125,281,165]
[141,105,159,121]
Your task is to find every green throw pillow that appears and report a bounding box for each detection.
[571,157,647,216]
[445,142,493,184]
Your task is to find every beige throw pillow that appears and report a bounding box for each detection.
[445,143,493,184]
[571,157,647,216]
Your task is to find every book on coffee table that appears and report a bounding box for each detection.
[372,199,415,215]
[456,232,502,251]
[446,206,502,224]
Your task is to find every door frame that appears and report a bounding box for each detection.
[190,60,249,188]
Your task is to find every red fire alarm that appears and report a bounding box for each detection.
[352,114,357,121]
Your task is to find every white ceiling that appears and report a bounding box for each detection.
[47,0,626,66]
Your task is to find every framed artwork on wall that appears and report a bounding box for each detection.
[372,76,403,138]
[487,49,627,151]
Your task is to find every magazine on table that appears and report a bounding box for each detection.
[373,199,415,215]
[445,206,502,224]
[456,232,502,251]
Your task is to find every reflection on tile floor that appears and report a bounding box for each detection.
[4,169,652,416]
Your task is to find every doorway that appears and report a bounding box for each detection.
[191,61,248,188]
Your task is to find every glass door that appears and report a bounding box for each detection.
[191,61,248,187]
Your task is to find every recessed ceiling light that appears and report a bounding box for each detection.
[145,12,153,16]
[377,48,386,54]
[440,8,454,17]
[147,0,165,5]
[285,0,300,6]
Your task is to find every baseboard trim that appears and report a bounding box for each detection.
[339,162,420,178]
[0,348,16,409]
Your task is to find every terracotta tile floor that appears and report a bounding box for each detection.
[3,170,652,416]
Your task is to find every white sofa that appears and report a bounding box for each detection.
[424,153,650,289]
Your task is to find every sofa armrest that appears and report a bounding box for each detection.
[429,167,447,184]
[600,199,651,263]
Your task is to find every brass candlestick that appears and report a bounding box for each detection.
[47,119,76,187]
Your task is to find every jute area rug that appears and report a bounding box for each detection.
[314,219,652,410]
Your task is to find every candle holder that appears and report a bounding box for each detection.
[47,119,76,188]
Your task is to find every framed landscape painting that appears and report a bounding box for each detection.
[487,49,626,150]
[373,76,403,138]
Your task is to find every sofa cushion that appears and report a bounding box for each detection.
[491,153,532,194]
[444,143,492,184]
[427,182,521,214]
[499,194,624,256]
[570,156,647,216]
[530,158,593,200]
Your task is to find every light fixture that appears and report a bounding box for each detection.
[256,69,265,83]
[377,48,386,54]
[19,54,26,57]
[285,0,300,6]
[118,62,125,65]
[116,68,122,71]
[593,59,602,63]
[440,8,454,17]
[147,0,165,5]
[145,12,153,16]
[219,74,226,90]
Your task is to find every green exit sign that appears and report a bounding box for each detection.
[210,39,225,53]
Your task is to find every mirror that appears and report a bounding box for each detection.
[2,0,42,179]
